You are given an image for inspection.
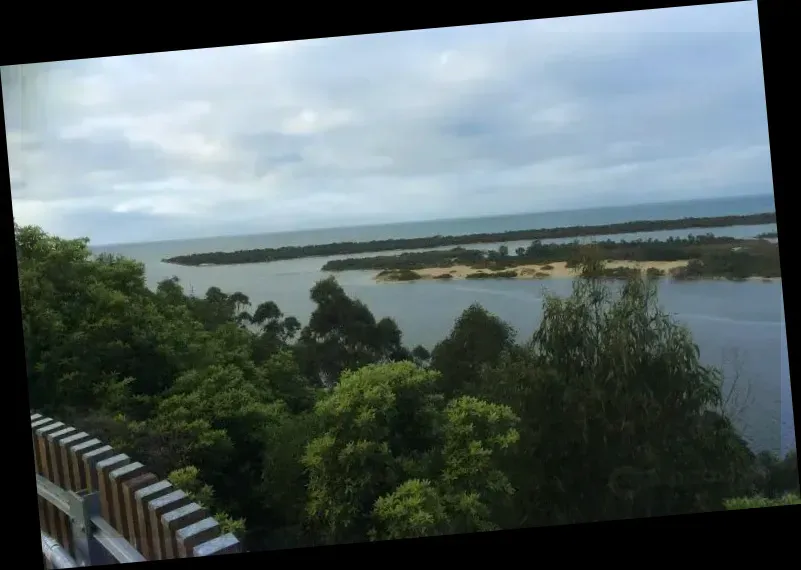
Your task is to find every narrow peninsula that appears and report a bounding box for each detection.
[320,235,781,283]
[162,212,776,266]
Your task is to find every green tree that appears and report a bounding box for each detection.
[411,345,431,366]
[430,303,516,398]
[747,448,799,497]
[189,287,252,331]
[480,260,754,526]
[17,225,210,414]
[249,300,302,363]
[296,277,411,386]
[140,360,309,547]
[302,361,519,544]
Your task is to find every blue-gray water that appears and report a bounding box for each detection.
[94,194,794,455]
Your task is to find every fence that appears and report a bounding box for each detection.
[32,412,242,565]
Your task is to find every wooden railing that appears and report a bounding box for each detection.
[32,413,242,565]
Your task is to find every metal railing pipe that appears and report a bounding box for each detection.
[91,515,147,563]
[41,532,78,568]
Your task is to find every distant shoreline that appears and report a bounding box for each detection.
[162,211,776,267]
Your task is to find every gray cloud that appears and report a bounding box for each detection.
[3,2,772,244]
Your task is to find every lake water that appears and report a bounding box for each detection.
[93,193,794,455]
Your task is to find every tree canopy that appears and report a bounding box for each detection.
[17,224,797,550]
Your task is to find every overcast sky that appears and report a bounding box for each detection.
[4,2,771,245]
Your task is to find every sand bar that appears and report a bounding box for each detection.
[374,260,692,282]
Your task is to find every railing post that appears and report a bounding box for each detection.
[68,490,113,566]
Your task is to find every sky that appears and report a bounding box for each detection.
[3,2,772,245]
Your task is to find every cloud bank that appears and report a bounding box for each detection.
[3,2,771,244]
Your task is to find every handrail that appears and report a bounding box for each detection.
[36,474,145,564]
[41,532,78,569]
[32,412,243,563]
[91,515,147,564]
[36,475,70,515]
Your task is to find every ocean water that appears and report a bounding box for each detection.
[93,194,794,455]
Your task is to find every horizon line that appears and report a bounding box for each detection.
[92,191,775,248]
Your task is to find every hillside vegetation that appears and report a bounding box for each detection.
[17,224,797,550]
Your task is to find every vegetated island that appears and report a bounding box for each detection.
[757,231,778,239]
[162,211,776,266]
[319,234,782,283]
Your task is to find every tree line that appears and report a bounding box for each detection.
[17,224,797,551]
[162,212,776,267]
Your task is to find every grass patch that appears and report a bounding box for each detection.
[724,494,800,510]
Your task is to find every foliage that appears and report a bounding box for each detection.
[723,494,800,509]
[167,466,246,537]
[477,258,757,525]
[430,303,516,399]
[466,270,517,279]
[670,246,781,280]
[295,277,411,387]
[302,362,519,543]
[745,448,799,497]
[17,224,796,551]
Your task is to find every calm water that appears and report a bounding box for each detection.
[94,194,794,454]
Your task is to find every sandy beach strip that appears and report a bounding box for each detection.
[373,260,692,282]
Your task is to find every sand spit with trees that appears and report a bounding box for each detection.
[375,260,691,282]
[325,234,782,284]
